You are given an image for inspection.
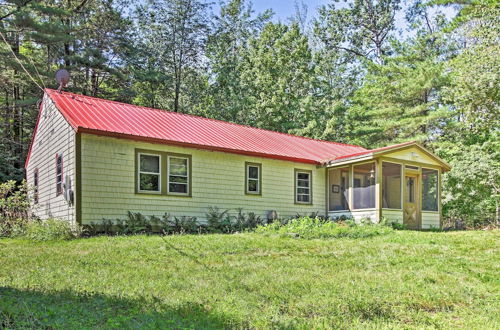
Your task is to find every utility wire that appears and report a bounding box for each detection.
[0,30,45,92]
[25,50,47,90]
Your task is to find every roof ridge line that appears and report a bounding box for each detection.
[45,88,365,150]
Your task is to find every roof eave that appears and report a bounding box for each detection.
[77,127,321,165]
[323,154,374,167]
[323,141,452,172]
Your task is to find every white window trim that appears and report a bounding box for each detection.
[137,152,161,194]
[246,164,260,194]
[167,155,189,196]
[296,171,311,204]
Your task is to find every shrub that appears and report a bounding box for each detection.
[390,222,406,230]
[233,208,265,231]
[205,206,232,233]
[91,207,269,236]
[255,216,394,239]
[0,180,31,237]
[155,213,201,234]
[115,211,153,234]
[25,219,82,241]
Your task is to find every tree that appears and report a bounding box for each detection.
[134,0,210,112]
[440,0,499,143]
[239,22,316,133]
[204,0,271,122]
[436,136,500,226]
[314,0,401,65]
[345,4,455,147]
[0,0,132,181]
[0,0,70,181]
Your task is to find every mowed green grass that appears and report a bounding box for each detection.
[0,231,498,329]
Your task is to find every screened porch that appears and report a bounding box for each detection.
[326,157,442,229]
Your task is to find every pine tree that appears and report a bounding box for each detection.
[239,22,316,133]
[205,0,271,122]
[346,7,454,147]
[133,0,210,113]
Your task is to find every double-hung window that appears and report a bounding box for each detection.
[136,150,191,196]
[55,154,63,196]
[295,170,312,204]
[168,156,189,195]
[245,162,261,195]
[138,153,161,193]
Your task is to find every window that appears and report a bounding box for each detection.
[138,153,161,193]
[353,162,376,209]
[33,169,39,204]
[422,168,438,211]
[406,176,416,203]
[168,156,189,195]
[382,162,401,209]
[406,165,419,171]
[245,162,261,195]
[55,154,63,196]
[328,167,349,211]
[295,170,312,204]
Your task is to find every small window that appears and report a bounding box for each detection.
[33,169,39,204]
[405,165,419,171]
[168,156,189,195]
[138,153,161,193]
[55,154,63,196]
[295,170,312,204]
[406,177,416,203]
[422,168,438,211]
[245,163,261,195]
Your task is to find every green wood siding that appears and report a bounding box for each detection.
[80,134,326,224]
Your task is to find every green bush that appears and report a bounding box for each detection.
[155,213,201,234]
[92,207,269,236]
[115,211,154,234]
[390,222,406,230]
[205,206,232,233]
[255,216,394,239]
[25,219,82,241]
[0,180,31,237]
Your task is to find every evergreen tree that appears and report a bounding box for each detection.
[205,0,271,122]
[314,0,401,65]
[346,7,454,147]
[239,22,316,133]
[133,0,210,113]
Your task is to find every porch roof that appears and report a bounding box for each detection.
[321,141,451,171]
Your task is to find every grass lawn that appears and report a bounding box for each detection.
[0,230,499,329]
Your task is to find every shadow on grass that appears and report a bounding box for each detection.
[0,287,235,329]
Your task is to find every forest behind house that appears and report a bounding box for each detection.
[0,0,498,226]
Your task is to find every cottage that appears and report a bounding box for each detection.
[25,89,451,229]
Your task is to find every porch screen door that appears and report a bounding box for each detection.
[404,175,419,229]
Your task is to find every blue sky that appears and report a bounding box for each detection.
[251,0,328,21]
[213,0,457,35]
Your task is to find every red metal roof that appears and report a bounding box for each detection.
[29,89,368,166]
[321,141,417,164]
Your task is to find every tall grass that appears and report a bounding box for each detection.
[256,216,394,239]
[0,231,498,328]
[25,219,82,241]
